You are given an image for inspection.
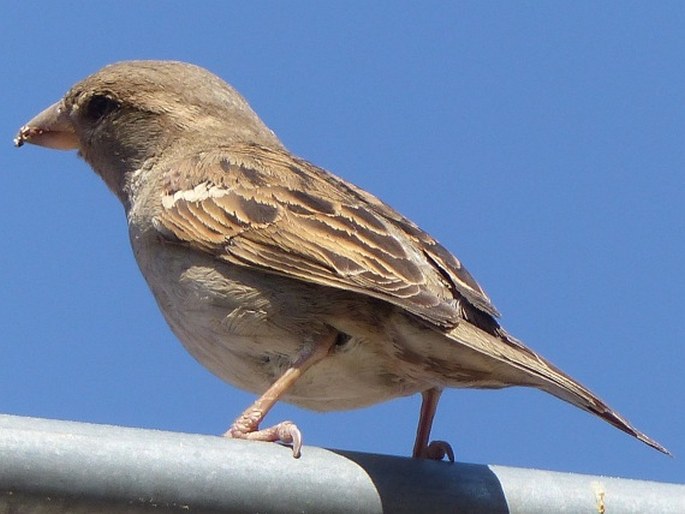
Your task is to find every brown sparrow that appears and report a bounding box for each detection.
[14,60,668,459]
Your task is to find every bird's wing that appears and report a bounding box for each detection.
[153,144,499,328]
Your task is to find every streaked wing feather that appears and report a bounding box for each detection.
[155,144,499,327]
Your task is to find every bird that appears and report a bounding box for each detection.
[14,60,669,459]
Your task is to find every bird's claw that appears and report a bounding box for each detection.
[423,440,455,462]
[224,419,303,458]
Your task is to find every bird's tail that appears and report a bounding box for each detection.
[446,321,670,455]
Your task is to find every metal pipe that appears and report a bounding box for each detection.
[0,414,682,513]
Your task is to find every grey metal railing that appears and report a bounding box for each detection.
[0,413,682,513]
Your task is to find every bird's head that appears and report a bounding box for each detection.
[15,60,281,204]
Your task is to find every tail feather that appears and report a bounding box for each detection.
[533,360,671,455]
[446,321,671,455]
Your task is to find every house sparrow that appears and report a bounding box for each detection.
[15,60,668,459]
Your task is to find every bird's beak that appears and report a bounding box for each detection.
[14,100,79,150]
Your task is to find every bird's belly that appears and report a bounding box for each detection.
[130,234,426,411]
[159,290,426,412]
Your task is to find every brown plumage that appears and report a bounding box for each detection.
[15,60,669,458]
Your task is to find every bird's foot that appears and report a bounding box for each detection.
[224,413,303,458]
[412,388,454,462]
[414,440,455,462]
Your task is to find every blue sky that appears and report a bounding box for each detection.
[2,3,683,485]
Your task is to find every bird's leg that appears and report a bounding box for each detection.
[412,387,454,462]
[224,330,337,458]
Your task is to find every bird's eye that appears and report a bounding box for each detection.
[83,94,120,121]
